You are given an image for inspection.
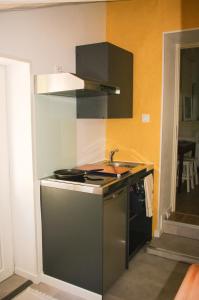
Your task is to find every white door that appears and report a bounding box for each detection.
[0,65,14,282]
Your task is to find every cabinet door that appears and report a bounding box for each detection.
[103,187,127,292]
[0,65,14,282]
[76,42,133,119]
[41,187,103,294]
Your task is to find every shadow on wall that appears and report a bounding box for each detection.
[181,0,199,29]
[105,143,153,164]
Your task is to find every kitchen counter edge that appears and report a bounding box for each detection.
[40,163,154,195]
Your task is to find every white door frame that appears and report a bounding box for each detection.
[0,65,14,282]
[0,56,39,283]
[170,42,199,212]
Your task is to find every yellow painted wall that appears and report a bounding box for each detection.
[106,0,199,230]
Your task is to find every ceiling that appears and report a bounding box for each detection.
[0,0,119,12]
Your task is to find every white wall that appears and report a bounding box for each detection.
[159,35,176,229]
[77,119,106,165]
[0,2,106,282]
[0,2,106,172]
[0,3,106,74]
[36,95,77,178]
[0,65,14,282]
[5,62,38,280]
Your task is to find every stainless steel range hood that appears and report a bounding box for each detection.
[35,73,120,97]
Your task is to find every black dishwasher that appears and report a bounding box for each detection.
[128,172,152,261]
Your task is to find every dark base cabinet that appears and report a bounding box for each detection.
[41,187,103,294]
[40,170,153,294]
[127,173,152,261]
[40,184,127,295]
[129,214,152,259]
[76,42,133,119]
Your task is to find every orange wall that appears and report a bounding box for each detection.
[106,0,199,230]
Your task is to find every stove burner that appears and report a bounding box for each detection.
[84,176,103,181]
[70,175,104,183]
[49,174,115,187]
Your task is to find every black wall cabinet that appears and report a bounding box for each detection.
[76,42,133,119]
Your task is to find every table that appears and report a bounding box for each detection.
[178,140,196,193]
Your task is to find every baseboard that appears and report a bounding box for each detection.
[0,268,13,283]
[163,206,172,220]
[15,269,102,299]
[154,227,163,237]
[41,273,102,300]
[163,220,199,240]
[154,206,172,238]
[154,215,164,237]
[147,246,199,265]
[15,267,40,284]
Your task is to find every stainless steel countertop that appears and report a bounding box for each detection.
[40,162,154,195]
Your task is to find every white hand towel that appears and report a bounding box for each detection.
[144,173,153,217]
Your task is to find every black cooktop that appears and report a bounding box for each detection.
[48,174,116,187]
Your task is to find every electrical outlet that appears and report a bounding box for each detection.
[142,114,150,123]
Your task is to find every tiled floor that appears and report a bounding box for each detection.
[149,233,199,259]
[176,182,199,216]
[0,274,31,300]
[29,253,189,300]
[1,250,189,300]
[169,211,199,226]
[104,248,188,300]
[31,283,84,300]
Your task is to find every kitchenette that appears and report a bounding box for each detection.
[40,160,153,296]
[35,41,154,298]
[5,1,199,300]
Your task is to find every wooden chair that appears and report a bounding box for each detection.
[184,157,198,186]
[180,160,195,193]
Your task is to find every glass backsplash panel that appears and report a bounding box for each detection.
[35,95,76,178]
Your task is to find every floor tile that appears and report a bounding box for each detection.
[176,182,199,216]
[31,283,84,300]
[104,248,189,300]
[0,274,30,299]
[149,233,199,258]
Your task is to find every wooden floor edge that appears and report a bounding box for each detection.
[1,280,32,300]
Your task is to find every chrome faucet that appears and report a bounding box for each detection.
[109,148,119,163]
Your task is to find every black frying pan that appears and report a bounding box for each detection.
[54,168,104,180]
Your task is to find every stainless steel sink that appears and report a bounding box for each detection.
[104,161,140,169]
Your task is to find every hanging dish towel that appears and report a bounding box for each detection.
[144,173,153,217]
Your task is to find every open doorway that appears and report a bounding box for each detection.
[158,29,199,236]
[172,46,199,225]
